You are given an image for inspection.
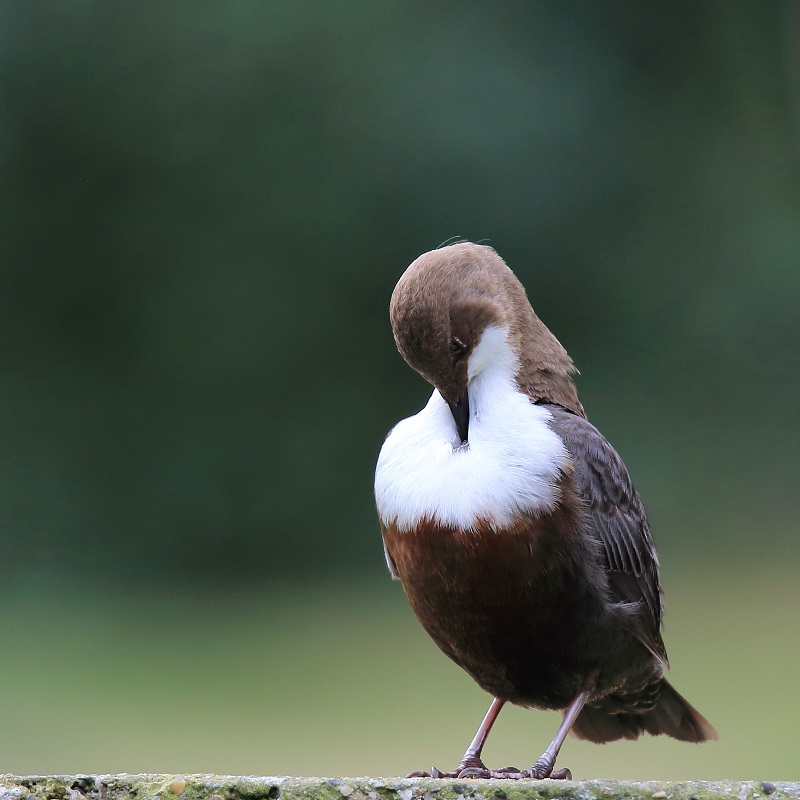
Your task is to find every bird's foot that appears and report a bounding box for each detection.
[459,766,571,780]
[406,756,489,779]
[406,768,456,779]
[518,754,572,780]
[523,766,572,780]
[406,760,571,781]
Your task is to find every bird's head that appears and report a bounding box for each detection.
[389,242,584,443]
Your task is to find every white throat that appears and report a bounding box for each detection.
[375,325,569,531]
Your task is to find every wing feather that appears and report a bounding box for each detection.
[545,404,667,664]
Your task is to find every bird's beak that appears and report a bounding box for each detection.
[448,388,469,445]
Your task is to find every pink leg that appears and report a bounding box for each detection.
[524,685,592,779]
[407,682,593,781]
[455,697,506,775]
[406,697,506,779]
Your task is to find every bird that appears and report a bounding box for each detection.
[373,242,716,780]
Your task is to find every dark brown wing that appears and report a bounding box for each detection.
[544,404,667,665]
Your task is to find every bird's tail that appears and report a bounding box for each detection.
[570,679,717,744]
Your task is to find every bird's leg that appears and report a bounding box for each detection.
[406,697,506,779]
[407,683,593,780]
[453,697,506,777]
[520,682,594,780]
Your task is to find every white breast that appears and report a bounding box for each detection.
[375,327,569,532]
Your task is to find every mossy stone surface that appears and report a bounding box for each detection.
[1,776,797,800]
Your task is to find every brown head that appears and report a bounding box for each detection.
[390,243,585,438]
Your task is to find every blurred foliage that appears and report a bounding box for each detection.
[1,0,799,781]
[1,1,798,582]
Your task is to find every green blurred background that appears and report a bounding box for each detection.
[2,0,799,781]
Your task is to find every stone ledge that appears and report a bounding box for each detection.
[0,776,797,800]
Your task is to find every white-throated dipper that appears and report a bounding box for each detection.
[374,242,716,780]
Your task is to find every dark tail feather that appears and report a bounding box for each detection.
[571,679,718,744]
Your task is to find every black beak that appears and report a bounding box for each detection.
[448,388,469,445]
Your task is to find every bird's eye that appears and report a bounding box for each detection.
[451,337,467,359]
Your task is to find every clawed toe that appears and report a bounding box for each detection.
[430,768,459,779]
[457,767,489,779]
[522,764,571,780]
[406,762,572,781]
[405,767,461,779]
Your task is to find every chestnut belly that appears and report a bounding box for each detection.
[383,516,616,709]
